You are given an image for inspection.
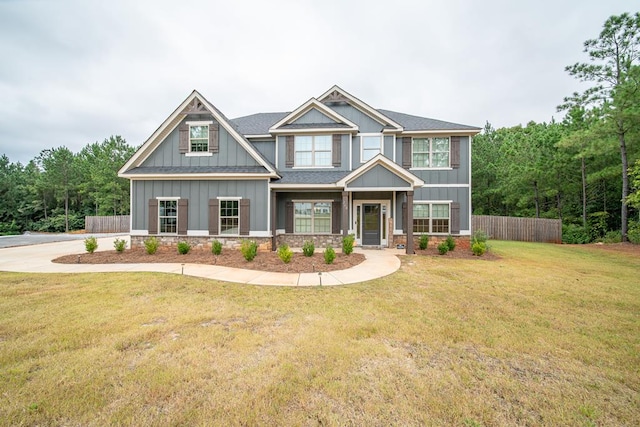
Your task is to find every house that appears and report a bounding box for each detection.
[118,86,481,254]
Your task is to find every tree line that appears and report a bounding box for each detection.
[0,136,136,234]
[472,12,640,243]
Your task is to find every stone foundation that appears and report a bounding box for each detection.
[276,234,343,249]
[130,235,273,252]
[392,234,471,250]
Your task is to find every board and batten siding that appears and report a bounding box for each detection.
[277,134,350,171]
[399,136,470,185]
[131,180,269,232]
[329,104,384,133]
[250,140,276,165]
[293,108,339,124]
[395,186,471,233]
[347,165,411,189]
[140,118,261,168]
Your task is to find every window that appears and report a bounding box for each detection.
[413,203,449,234]
[294,202,331,234]
[159,200,177,234]
[412,137,450,168]
[295,135,331,167]
[190,124,209,152]
[220,200,239,235]
[361,135,382,162]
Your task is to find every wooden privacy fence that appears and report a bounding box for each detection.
[85,215,130,233]
[472,215,562,243]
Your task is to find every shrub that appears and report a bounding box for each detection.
[472,229,488,245]
[113,238,127,253]
[472,241,486,256]
[437,242,449,255]
[628,220,640,244]
[445,235,456,251]
[562,224,591,244]
[342,234,355,255]
[177,241,191,255]
[602,230,622,244]
[211,239,222,255]
[324,245,336,264]
[84,236,98,254]
[241,240,258,261]
[588,211,609,241]
[277,244,293,264]
[302,240,315,257]
[418,234,428,250]
[144,236,159,255]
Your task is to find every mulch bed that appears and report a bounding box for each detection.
[53,246,366,273]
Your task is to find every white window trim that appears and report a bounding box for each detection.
[360,133,383,163]
[158,198,178,235]
[294,135,333,167]
[410,136,451,169]
[412,201,452,235]
[186,120,213,154]
[219,198,240,237]
[293,200,333,235]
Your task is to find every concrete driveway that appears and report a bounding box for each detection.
[0,232,128,249]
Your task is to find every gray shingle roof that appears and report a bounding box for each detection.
[231,112,288,135]
[377,109,480,131]
[279,123,352,130]
[123,166,271,175]
[272,170,351,185]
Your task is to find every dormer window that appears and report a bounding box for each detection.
[295,135,331,167]
[179,120,218,156]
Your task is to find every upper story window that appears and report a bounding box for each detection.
[412,137,450,168]
[295,135,331,167]
[361,134,382,162]
[190,124,209,152]
[159,199,178,234]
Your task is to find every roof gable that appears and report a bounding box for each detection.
[119,90,278,176]
[269,98,358,134]
[337,154,424,190]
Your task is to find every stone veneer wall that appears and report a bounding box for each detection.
[276,234,343,249]
[130,235,273,252]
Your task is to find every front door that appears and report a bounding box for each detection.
[362,204,381,245]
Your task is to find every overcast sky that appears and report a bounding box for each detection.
[0,0,634,164]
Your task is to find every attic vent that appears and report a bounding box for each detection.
[322,90,349,105]
[183,98,208,114]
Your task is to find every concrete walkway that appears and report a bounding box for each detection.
[0,236,403,287]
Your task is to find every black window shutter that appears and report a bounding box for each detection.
[285,136,295,168]
[209,199,219,235]
[179,123,189,153]
[450,136,460,169]
[332,134,341,167]
[148,199,158,234]
[177,199,188,235]
[240,199,250,236]
[209,122,219,153]
[402,137,412,169]
[332,201,341,234]
[402,202,407,234]
[285,201,293,233]
[450,202,460,234]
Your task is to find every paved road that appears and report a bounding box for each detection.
[0,233,128,249]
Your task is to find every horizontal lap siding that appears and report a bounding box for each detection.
[472,215,562,243]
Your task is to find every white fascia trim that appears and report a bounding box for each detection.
[413,200,454,204]
[245,134,273,139]
[345,187,412,192]
[421,184,471,188]
[402,130,481,136]
[292,199,335,203]
[129,180,133,234]
[156,196,181,200]
[187,230,209,236]
[317,85,404,131]
[411,167,453,171]
[120,174,276,180]
[216,196,242,200]
[131,229,149,236]
[469,135,473,232]
[185,152,213,157]
[270,128,358,134]
[269,184,341,189]
[292,166,334,170]
[269,98,359,132]
[249,231,271,237]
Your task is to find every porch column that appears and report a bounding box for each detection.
[271,191,277,251]
[341,191,349,236]
[406,191,414,254]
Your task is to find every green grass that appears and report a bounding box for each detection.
[0,241,638,425]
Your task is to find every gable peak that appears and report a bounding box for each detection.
[182,96,209,114]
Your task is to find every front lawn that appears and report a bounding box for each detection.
[0,241,638,426]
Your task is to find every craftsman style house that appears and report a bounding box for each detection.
[118,86,480,253]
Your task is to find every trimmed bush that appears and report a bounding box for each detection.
[419,234,429,250]
[342,234,355,255]
[437,242,449,255]
[211,240,222,255]
[144,237,159,255]
[84,236,98,254]
[241,240,258,261]
[177,241,191,255]
[302,240,315,257]
[113,238,127,253]
[472,241,487,256]
[324,245,336,264]
[472,229,488,244]
[277,244,293,264]
[445,235,456,251]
